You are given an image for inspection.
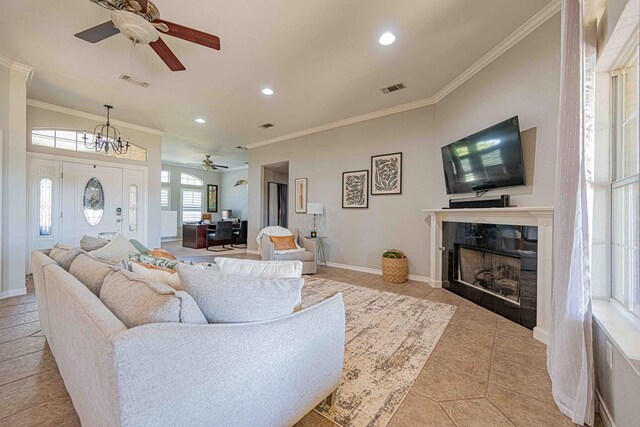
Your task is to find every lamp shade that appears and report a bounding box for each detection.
[307,203,324,215]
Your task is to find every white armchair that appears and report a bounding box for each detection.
[260,228,318,274]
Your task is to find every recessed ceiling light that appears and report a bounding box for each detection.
[195,118,206,124]
[261,88,274,96]
[378,32,396,46]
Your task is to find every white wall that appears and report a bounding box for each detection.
[220,168,249,219]
[27,105,163,248]
[248,14,561,278]
[0,61,30,298]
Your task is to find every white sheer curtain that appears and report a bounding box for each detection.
[547,0,596,425]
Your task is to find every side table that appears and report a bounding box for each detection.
[306,236,327,266]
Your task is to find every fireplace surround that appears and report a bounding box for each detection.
[423,207,553,343]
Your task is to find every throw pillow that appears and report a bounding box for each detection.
[69,253,114,296]
[129,253,187,270]
[269,235,297,250]
[148,249,177,260]
[90,234,140,264]
[215,257,303,279]
[100,269,207,328]
[49,245,81,271]
[79,235,109,252]
[130,262,182,290]
[176,264,304,323]
[129,239,150,255]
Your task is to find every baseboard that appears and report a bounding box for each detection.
[324,261,432,284]
[596,389,616,427]
[533,327,548,345]
[0,287,27,299]
[246,249,259,255]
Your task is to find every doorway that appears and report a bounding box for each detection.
[262,161,289,228]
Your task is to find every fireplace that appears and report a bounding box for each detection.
[442,222,538,329]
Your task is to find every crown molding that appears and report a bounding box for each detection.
[247,0,561,150]
[0,53,35,81]
[27,99,165,136]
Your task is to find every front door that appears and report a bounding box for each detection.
[61,162,123,246]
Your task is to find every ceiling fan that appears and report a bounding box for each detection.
[198,155,229,171]
[75,0,220,71]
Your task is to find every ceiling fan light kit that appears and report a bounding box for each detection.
[201,155,229,171]
[110,11,158,44]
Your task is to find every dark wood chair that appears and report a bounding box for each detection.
[232,220,248,248]
[206,221,233,252]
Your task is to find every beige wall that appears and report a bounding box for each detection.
[220,168,249,220]
[248,14,561,278]
[27,105,163,248]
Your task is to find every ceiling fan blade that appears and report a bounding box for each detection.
[137,0,148,14]
[212,164,229,169]
[153,19,220,50]
[149,37,186,71]
[74,21,120,43]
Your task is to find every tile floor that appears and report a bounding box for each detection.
[0,266,603,426]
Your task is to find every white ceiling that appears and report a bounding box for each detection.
[0,0,553,166]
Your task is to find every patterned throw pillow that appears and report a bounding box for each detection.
[128,253,189,270]
[129,239,150,255]
[90,234,140,264]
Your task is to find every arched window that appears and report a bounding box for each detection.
[38,178,53,236]
[180,173,203,186]
[129,185,138,233]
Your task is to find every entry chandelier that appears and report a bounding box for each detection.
[83,105,130,155]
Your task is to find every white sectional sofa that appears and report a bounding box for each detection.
[31,251,345,427]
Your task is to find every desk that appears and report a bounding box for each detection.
[182,223,241,249]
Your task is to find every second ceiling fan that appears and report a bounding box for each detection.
[75,0,221,71]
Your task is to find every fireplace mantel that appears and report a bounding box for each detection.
[422,206,553,344]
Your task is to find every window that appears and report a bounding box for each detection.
[180,173,203,186]
[129,185,138,233]
[32,129,147,162]
[611,43,639,320]
[181,189,203,223]
[161,187,170,209]
[83,177,105,226]
[161,170,170,183]
[38,178,53,236]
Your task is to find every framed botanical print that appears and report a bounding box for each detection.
[207,184,218,212]
[295,178,308,213]
[371,152,402,195]
[342,170,369,208]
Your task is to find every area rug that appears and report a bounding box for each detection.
[301,277,456,427]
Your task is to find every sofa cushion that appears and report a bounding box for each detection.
[79,235,109,252]
[177,263,304,323]
[100,269,207,328]
[69,253,114,296]
[215,257,303,279]
[49,245,81,271]
[274,250,315,262]
[90,234,140,264]
[130,262,182,290]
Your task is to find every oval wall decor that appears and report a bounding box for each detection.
[83,177,105,226]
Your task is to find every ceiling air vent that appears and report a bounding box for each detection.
[259,123,274,129]
[119,74,150,88]
[380,82,406,94]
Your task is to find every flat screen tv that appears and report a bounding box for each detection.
[441,116,525,194]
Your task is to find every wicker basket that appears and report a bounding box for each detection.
[381,255,408,284]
